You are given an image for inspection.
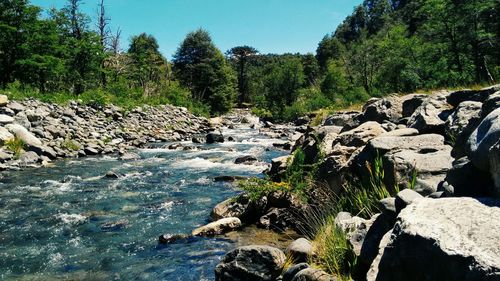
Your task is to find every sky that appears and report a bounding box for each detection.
[31,0,362,59]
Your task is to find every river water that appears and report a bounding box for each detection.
[0,127,288,280]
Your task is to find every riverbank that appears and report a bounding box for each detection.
[212,85,500,281]
[0,96,211,171]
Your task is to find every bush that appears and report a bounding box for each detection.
[5,137,26,159]
[237,178,292,201]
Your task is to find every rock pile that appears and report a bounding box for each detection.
[215,85,500,281]
[0,97,210,169]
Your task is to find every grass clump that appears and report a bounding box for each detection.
[5,137,26,159]
[61,136,80,151]
[237,178,292,201]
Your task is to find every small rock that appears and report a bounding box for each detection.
[291,268,336,281]
[287,238,312,262]
[395,189,423,213]
[283,263,309,281]
[192,217,241,236]
[0,95,9,106]
[0,114,14,124]
[206,133,224,144]
[158,234,190,244]
[235,155,258,164]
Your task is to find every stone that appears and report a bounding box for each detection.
[0,127,14,145]
[482,91,500,118]
[267,155,290,181]
[0,114,14,124]
[402,94,427,118]
[359,213,396,274]
[383,145,453,194]
[441,157,494,197]
[323,111,360,127]
[360,96,403,123]
[373,198,500,281]
[0,149,13,162]
[366,231,392,281]
[7,102,25,112]
[335,212,377,257]
[378,197,396,216]
[17,151,40,165]
[211,193,267,223]
[467,108,500,171]
[447,85,500,107]
[192,217,242,236]
[158,234,190,244]
[84,147,99,155]
[490,141,500,196]
[408,93,452,134]
[291,268,337,281]
[206,133,224,144]
[28,144,57,159]
[446,101,483,158]
[283,263,309,281]
[258,208,295,231]
[5,124,42,147]
[235,155,258,164]
[215,245,286,281]
[378,128,419,137]
[334,121,386,148]
[287,238,312,262]
[395,189,423,214]
[0,95,8,106]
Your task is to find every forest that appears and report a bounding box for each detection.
[1,0,499,119]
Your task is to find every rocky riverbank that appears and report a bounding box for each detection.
[211,85,500,281]
[0,96,211,170]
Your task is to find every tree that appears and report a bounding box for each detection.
[262,56,305,108]
[97,0,110,86]
[226,46,258,106]
[173,29,236,114]
[316,35,343,71]
[128,33,167,94]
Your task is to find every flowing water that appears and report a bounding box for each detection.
[0,127,289,280]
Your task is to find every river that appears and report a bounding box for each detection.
[0,127,289,280]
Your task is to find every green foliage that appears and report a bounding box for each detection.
[237,178,293,201]
[173,29,237,115]
[312,218,357,278]
[5,136,26,159]
[61,136,80,151]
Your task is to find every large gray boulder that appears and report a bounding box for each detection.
[383,145,453,195]
[482,91,500,118]
[407,93,452,134]
[446,101,483,158]
[372,197,500,281]
[360,96,403,123]
[287,238,313,262]
[323,111,360,127]
[215,245,286,281]
[334,121,386,148]
[211,193,267,224]
[441,157,495,197]
[467,108,500,171]
[447,85,500,107]
[5,123,42,147]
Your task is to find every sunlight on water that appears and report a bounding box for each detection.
[0,127,288,280]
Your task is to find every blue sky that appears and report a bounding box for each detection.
[31,0,362,59]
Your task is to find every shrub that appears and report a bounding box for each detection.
[5,137,26,159]
[237,178,291,201]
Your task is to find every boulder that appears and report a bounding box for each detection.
[267,155,290,181]
[383,145,453,195]
[215,245,286,281]
[334,121,386,148]
[258,207,296,231]
[323,111,360,127]
[211,193,267,223]
[407,93,452,134]
[441,157,494,197]
[17,151,40,165]
[283,263,310,281]
[335,212,378,257]
[5,124,42,147]
[191,217,241,236]
[481,91,500,118]
[490,141,500,196]
[447,85,500,107]
[235,155,258,165]
[6,101,25,113]
[446,101,483,158]
[372,198,500,281]
[291,268,337,281]
[158,234,190,244]
[0,127,14,145]
[360,96,403,123]
[287,238,313,262]
[402,94,427,118]
[467,108,500,171]
[206,133,224,144]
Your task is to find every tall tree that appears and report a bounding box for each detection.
[97,0,110,86]
[128,33,167,95]
[226,46,258,106]
[173,29,236,114]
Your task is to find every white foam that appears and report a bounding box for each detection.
[56,213,87,225]
[171,157,268,173]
